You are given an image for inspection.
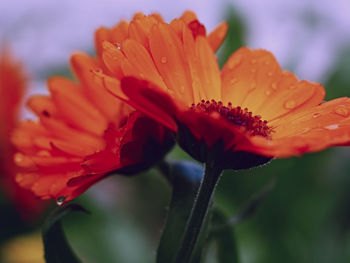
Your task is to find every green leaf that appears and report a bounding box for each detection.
[42,203,89,263]
[157,160,204,263]
[210,209,239,263]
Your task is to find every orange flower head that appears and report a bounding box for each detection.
[102,11,350,170]
[0,48,45,217]
[12,43,174,204]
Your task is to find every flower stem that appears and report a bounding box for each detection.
[175,162,222,263]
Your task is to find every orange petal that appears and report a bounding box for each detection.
[207,22,228,52]
[221,48,325,120]
[121,39,167,90]
[40,117,105,153]
[183,25,221,102]
[129,15,160,48]
[149,23,194,104]
[180,11,198,24]
[101,41,126,79]
[12,121,50,153]
[95,27,112,57]
[241,98,350,157]
[194,36,221,101]
[27,95,57,118]
[71,53,131,122]
[221,47,254,106]
[48,76,108,136]
[170,19,184,39]
[110,20,129,47]
[182,24,204,103]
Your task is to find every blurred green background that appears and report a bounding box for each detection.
[1,4,350,263]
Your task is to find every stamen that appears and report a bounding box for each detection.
[190,99,272,137]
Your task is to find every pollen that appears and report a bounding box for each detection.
[190,100,272,137]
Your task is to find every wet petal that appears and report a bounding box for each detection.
[149,23,194,104]
[207,22,228,51]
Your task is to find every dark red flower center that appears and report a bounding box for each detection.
[190,100,272,138]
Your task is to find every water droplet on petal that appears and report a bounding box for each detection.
[267,71,273,77]
[56,196,66,206]
[289,85,296,90]
[14,153,23,163]
[271,83,277,90]
[265,60,271,65]
[140,73,145,78]
[167,89,175,98]
[230,78,238,85]
[334,105,349,117]
[265,90,271,96]
[228,57,241,69]
[180,85,185,94]
[161,56,167,64]
[251,59,257,64]
[92,68,103,74]
[313,113,321,118]
[325,124,339,130]
[284,100,296,109]
[300,127,311,134]
[250,82,256,91]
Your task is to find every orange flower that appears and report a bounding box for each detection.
[0,48,44,217]
[12,51,173,204]
[102,11,350,169]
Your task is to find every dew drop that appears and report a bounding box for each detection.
[284,100,296,109]
[140,73,145,78]
[289,85,296,90]
[265,60,271,65]
[228,57,241,69]
[334,105,349,117]
[92,68,103,74]
[180,85,185,94]
[265,90,271,96]
[167,89,175,98]
[230,78,238,85]
[14,153,23,163]
[271,83,277,90]
[250,59,257,64]
[300,127,311,134]
[161,56,167,64]
[313,113,321,118]
[325,124,339,130]
[267,71,273,77]
[56,196,66,206]
[250,82,257,91]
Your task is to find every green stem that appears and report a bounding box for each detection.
[175,163,222,263]
[156,159,173,184]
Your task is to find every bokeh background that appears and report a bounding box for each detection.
[1,0,350,262]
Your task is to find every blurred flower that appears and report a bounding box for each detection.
[1,232,44,263]
[0,48,44,217]
[12,50,173,204]
[104,11,350,169]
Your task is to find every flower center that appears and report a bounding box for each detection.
[190,100,272,137]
